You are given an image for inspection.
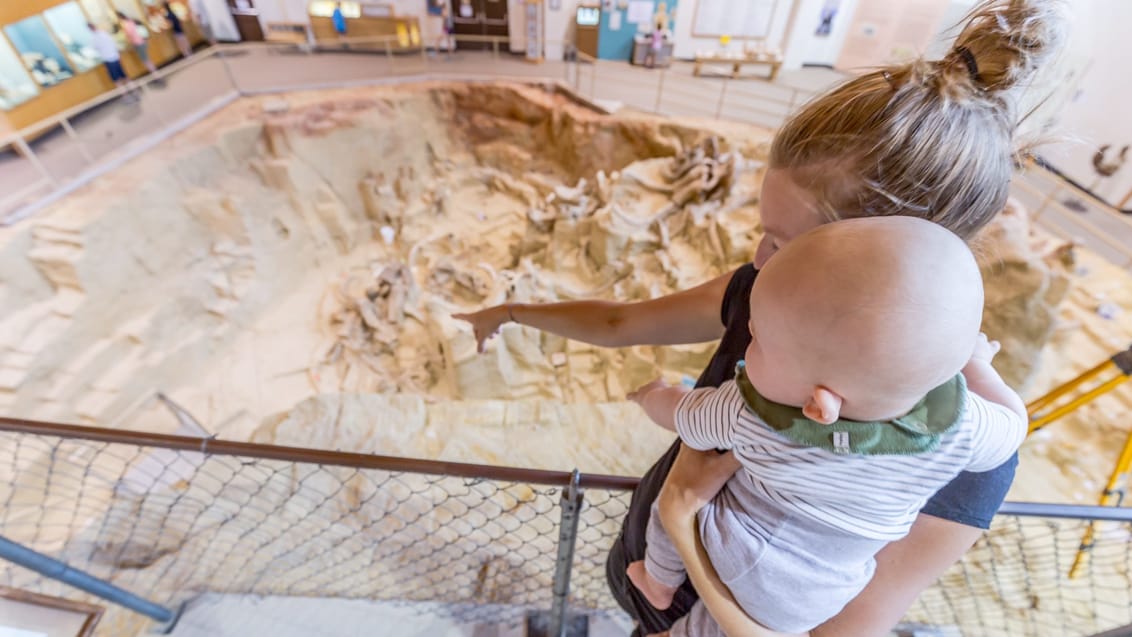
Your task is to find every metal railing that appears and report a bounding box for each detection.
[0,416,1130,636]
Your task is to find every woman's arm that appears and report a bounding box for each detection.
[809,515,980,637]
[453,268,737,351]
[655,447,803,637]
[658,447,981,637]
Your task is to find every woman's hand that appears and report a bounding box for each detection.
[627,378,672,406]
[452,305,511,353]
[656,445,741,530]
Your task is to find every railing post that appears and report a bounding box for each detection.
[59,117,94,165]
[218,49,242,96]
[715,75,729,119]
[0,534,182,632]
[13,135,56,186]
[549,470,583,636]
[1034,181,1062,219]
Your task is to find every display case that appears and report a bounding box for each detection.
[0,35,40,110]
[4,15,75,87]
[308,2,420,50]
[44,2,102,72]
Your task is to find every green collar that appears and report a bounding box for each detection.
[734,362,966,455]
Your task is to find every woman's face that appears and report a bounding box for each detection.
[752,168,826,269]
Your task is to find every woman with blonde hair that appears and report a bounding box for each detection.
[456,1,1066,635]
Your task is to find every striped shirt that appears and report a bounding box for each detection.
[675,380,1026,541]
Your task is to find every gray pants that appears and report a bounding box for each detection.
[643,474,882,635]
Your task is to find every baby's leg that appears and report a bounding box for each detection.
[628,500,688,610]
[667,600,726,637]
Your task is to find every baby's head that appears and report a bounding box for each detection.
[745,217,983,424]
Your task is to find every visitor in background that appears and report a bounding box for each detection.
[644,21,664,68]
[117,12,156,74]
[332,2,348,37]
[433,4,454,55]
[88,23,136,101]
[163,2,192,57]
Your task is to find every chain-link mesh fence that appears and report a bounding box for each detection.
[0,418,1130,637]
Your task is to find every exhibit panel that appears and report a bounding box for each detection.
[5,16,76,87]
[44,2,103,73]
[0,35,40,111]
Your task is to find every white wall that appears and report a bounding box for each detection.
[193,0,240,41]
[671,0,793,60]
[780,0,858,69]
[1040,0,1130,206]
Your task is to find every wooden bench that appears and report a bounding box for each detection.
[265,22,311,45]
[693,53,783,81]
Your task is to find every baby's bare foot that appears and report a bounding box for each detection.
[627,560,678,610]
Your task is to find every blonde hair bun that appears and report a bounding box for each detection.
[768,0,1069,241]
[942,0,1068,97]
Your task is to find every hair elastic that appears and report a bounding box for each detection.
[956,46,980,82]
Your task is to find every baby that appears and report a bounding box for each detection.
[627,216,1028,635]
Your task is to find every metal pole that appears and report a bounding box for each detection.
[492,38,499,60]
[715,76,729,120]
[1034,181,1062,218]
[998,501,1132,522]
[218,50,242,96]
[654,66,666,113]
[0,535,178,628]
[548,470,583,637]
[59,118,94,165]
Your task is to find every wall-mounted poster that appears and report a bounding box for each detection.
[5,16,76,87]
[815,0,840,37]
[693,0,779,39]
[45,2,103,72]
[0,36,39,110]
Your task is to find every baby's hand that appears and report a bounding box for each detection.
[967,333,1002,368]
[627,378,670,405]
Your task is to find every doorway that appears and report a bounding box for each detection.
[450,0,509,50]
[227,0,265,41]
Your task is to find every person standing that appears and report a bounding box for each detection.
[163,2,192,57]
[88,22,133,99]
[644,22,664,68]
[435,3,454,55]
[332,2,348,36]
[117,12,156,74]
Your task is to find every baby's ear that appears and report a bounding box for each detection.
[803,387,842,425]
